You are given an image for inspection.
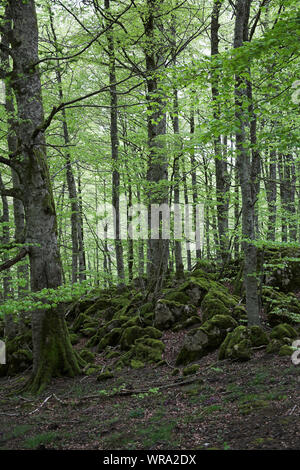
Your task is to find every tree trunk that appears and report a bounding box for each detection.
[211,0,230,262]
[234,0,260,326]
[144,0,169,292]
[8,0,82,393]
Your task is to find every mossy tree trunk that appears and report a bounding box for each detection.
[6,0,82,393]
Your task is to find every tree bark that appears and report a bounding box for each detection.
[234,0,260,326]
[7,0,82,393]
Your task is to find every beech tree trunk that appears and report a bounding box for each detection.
[7,0,82,393]
[143,0,169,292]
[234,0,260,326]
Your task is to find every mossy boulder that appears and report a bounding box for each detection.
[219,325,269,361]
[97,371,114,381]
[120,326,146,350]
[178,278,214,306]
[132,338,165,363]
[183,364,201,376]
[164,291,190,304]
[266,338,288,354]
[0,331,33,376]
[154,299,194,330]
[98,328,122,352]
[270,323,298,341]
[278,345,296,356]
[201,289,240,323]
[249,325,270,347]
[143,326,162,339]
[79,349,95,363]
[218,326,252,361]
[116,337,165,367]
[176,315,238,365]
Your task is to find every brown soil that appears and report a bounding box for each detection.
[0,337,299,451]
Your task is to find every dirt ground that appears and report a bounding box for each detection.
[0,332,299,451]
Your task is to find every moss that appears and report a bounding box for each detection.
[72,313,88,333]
[85,367,98,375]
[171,368,180,376]
[97,371,114,381]
[105,350,120,360]
[201,289,239,323]
[69,333,79,345]
[139,302,154,315]
[98,328,122,352]
[130,359,145,369]
[266,339,289,354]
[83,297,111,316]
[249,325,270,347]
[183,364,201,376]
[80,327,97,338]
[270,323,298,340]
[132,343,163,363]
[218,326,252,361]
[278,345,296,356]
[143,326,162,339]
[173,315,201,331]
[176,315,238,366]
[120,326,146,350]
[201,296,230,322]
[79,349,95,363]
[164,291,190,304]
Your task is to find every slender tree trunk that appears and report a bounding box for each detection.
[105,0,125,283]
[234,0,260,326]
[211,0,230,262]
[264,150,277,241]
[190,98,201,260]
[48,6,86,283]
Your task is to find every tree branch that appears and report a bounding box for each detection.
[0,247,28,272]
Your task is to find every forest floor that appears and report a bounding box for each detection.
[0,330,299,451]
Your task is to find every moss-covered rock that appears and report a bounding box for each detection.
[164,291,190,304]
[278,345,296,356]
[183,364,201,376]
[270,323,298,340]
[154,299,194,330]
[130,359,145,369]
[201,289,240,323]
[120,326,146,350]
[249,325,270,347]
[97,371,114,381]
[179,278,214,306]
[79,349,95,363]
[143,326,162,339]
[219,325,269,361]
[266,338,291,354]
[218,326,252,361]
[98,328,122,352]
[176,315,238,365]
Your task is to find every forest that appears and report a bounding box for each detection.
[0,0,299,453]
